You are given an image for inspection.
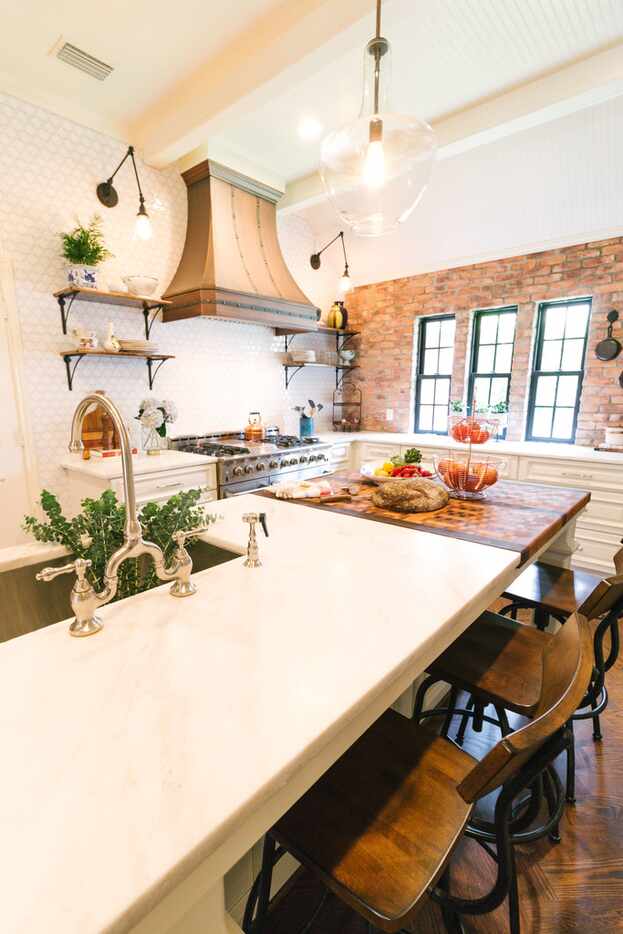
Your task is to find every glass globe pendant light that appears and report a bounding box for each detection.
[319,0,436,237]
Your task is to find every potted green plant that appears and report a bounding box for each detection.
[450,399,465,415]
[61,215,111,289]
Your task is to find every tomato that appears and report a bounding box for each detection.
[451,423,471,442]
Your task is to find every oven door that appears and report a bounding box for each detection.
[221,477,272,498]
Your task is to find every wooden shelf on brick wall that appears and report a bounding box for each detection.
[53,286,172,339]
[59,349,174,392]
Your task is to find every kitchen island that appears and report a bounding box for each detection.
[0,491,583,934]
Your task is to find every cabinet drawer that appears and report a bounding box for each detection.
[518,457,621,492]
[359,442,401,464]
[572,528,619,574]
[575,489,623,532]
[112,464,217,503]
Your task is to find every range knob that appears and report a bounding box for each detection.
[289,457,299,465]
[299,455,308,464]
[233,466,244,477]
[244,465,253,474]
[256,462,266,472]
[269,459,279,469]
[282,458,290,467]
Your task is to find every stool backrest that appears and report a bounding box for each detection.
[580,561,623,620]
[457,611,592,803]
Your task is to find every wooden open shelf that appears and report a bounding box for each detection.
[53,286,172,339]
[283,362,359,390]
[59,349,175,391]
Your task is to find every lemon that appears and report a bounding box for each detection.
[383,462,394,472]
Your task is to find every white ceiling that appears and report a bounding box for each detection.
[1,0,623,183]
[0,0,280,132]
[213,0,623,182]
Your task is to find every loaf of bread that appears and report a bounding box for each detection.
[372,478,449,513]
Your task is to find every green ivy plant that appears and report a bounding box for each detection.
[23,489,216,601]
[61,215,112,266]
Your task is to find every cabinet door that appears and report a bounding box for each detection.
[112,464,217,504]
[329,442,352,470]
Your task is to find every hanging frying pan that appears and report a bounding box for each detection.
[596,310,621,361]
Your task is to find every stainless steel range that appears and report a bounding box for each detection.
[170,431,332,497]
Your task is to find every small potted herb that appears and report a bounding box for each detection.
[61,215,111,289]
[293,399,323,438]
[450,399,465,415]
[489,400,509,433]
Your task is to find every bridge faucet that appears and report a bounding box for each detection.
[36,392,206,637]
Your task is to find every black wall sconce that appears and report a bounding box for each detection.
[310,230,352,294]
[96,145,152,241]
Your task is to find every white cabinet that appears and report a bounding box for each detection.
[63,461,218,516]
[358,442,402,466]
[110,464,217,507]
[518,456,621,574]
[328,441,353,472]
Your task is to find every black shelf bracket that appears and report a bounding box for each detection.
[284,365,304,389]
[283,334,297,352]
[143,303,165,340]
[63,353,85,391]
[147,357,169,390]
[58,292,79,335]
[336,368,351,390]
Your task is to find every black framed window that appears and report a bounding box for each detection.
[526,298,591,443]
[467,307,517,424]
[414,314,455,434]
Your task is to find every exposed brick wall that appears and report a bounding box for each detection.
[347,236,623,445]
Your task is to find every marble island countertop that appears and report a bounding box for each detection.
[317,431,623,465]
[0,493,522,934]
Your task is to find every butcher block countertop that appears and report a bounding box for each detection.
[265,475,591,565]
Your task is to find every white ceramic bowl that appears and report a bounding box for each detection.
[123,275,159,297]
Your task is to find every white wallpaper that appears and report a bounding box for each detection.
[0,92,337,507]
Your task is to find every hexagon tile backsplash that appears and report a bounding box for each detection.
[0,92,335,507]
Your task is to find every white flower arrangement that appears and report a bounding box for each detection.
[136,398,177,436]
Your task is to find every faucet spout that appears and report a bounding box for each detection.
[70,393,141,543]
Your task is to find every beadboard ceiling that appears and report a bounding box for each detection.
[1,0,623,181]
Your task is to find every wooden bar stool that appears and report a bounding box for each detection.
[413,569,623,805]
[243,613,591,934]
[500,545,623,743]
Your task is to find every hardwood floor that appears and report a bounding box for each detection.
[261,621,623,933]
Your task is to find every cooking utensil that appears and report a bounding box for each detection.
[596,310,621,361]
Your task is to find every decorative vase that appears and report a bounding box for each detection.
[299,415,314,438]
[338,301,349,328]
[327,302,343,329]
[142,425,167,455]
[67,264,99,289]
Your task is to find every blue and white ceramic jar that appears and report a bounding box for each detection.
[67,264,99,289]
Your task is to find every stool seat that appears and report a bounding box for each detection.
[503,561,601,617]
[428,611,553,716]
[273,709,474,932]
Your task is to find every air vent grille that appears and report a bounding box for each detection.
[56,42,113,81]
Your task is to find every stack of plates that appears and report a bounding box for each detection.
[118,339,158,354]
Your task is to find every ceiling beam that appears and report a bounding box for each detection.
[131,0,376,169]
[279,42,623,213]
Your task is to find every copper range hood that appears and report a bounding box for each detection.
[163,160,319,333]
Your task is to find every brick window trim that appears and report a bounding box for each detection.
[346,237,623,446]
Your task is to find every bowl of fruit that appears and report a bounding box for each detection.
[361,448,433,484]
[449,415,499,445]
[434,453,505,499]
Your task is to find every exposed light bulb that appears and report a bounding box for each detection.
[339,269,352,293]
[135,210,152,241]
[363,119,385,189]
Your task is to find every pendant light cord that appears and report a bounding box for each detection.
[373,0,382,114]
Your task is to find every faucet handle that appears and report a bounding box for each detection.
[36,558,92,583]
[172,525,214,550]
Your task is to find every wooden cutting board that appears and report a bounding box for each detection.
[80,392,120,450]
